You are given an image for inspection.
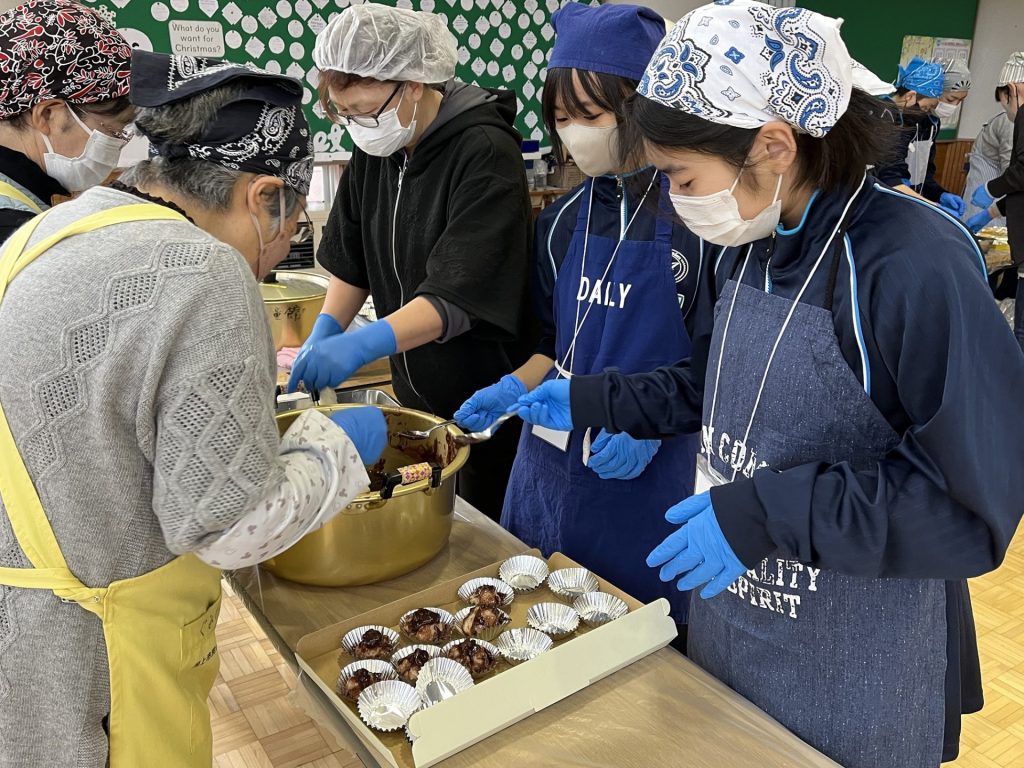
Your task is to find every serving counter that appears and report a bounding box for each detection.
[228,499,839,768]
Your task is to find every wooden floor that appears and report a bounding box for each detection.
[214,524,1024,767]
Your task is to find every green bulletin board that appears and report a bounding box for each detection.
[82,0,600,159]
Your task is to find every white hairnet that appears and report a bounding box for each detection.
[313,4,457,83]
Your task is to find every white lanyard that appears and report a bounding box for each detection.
[556,173,658,379]
[705,177,865,482]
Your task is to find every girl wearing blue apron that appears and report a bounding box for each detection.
[512,3,1024,766]
[455,3,706,632]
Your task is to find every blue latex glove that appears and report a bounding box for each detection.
[939,192,965,218]
[329,407,388,465]
[288,320,397,394]
[587,429,660,480]
[646,493,747,599]
[305,313,343,346]
[971,184,996,210]
[509,379,573,431]
[967,209,993,234]
[454,375,527,433]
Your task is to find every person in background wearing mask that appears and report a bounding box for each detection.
[511,3,1024,765]
[455,2,708,648]
[969,52,1024,351]
[876,56,971,218]
[0,51,386,767]
[0,0,134,243]
[291,4,534,519]
[963,78,1016,227]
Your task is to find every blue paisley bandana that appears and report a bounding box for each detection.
[637,0,853,138]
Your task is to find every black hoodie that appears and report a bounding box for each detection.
[317,81,535,418]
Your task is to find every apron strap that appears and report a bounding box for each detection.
[0,179,44,215]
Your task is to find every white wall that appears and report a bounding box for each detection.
[605,0,707,22]
[961,0,1023,139]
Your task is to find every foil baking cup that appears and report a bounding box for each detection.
[415,657,475,706]
[336,659,398,701]
[454,605,511,642]
[457,576,515,607]
[548,568,599,600]
[340,625,400,660]
[441,638,501,679]
[573,592,629,626]
[398,607,457,645]
[391,644,443,684]
[495,627,553,665]
[526,602,580,639]
[357,680,422,732]
[497,555,550,592]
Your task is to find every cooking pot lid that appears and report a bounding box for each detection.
[260,271,328,302]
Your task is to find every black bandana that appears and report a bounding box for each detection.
[130,51,313,195]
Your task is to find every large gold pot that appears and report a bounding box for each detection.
[259,270,329,350]
[262,405,470,586]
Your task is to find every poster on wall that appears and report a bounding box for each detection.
[83,0,599,161]
[899,34,972,133]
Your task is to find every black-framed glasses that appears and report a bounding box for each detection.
[327,82,404,128]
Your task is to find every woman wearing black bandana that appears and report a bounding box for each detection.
[0,51,384,767]
[289,4,536,520]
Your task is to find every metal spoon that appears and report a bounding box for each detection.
[453,412,517,446]
[423,680,457,706]
[397,419,456,440]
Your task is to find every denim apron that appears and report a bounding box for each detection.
[691,192,948,767]
[502,176,698,620]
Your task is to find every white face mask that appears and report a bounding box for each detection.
[249,185,292,280]
[670,170,783,247]
[41,105,126,192]
[933,101,958,120]
[346,87,418,157]
[556,123,620,177]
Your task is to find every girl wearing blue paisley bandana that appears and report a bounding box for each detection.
[511,2,1024,765]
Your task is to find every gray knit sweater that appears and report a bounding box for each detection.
[0,187,368,767]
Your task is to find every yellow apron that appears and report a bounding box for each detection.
[0,204,223,767]
[0,178,44,215]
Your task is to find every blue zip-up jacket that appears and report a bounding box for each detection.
[570,176,1024,757]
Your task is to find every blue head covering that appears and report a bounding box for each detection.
[548,2,666,82]
[896,56,944,98]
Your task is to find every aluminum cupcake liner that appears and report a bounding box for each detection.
[548,568,599,600]
[497,555,550,592]
[526,602,580,639]
[573,592,629,626]
[391,644,443,684]
[442,638,501,679]
[340,625,400,661]
[415,657,475,707]
[454,605,511,641]
[457,576,515,607]
[336,659,398,701]
[398,607,457,645]
[357,680,421,732]
[495,627,553,665]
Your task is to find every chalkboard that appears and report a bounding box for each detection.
[82,0,599,159]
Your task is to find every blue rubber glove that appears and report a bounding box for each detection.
[646,492,747,599]
[971,184,996,210]
[454,375,527,433]
[509,379,572,431]
[587,429,660,480]
[329,407,388,465]
[967,209,993,234]
[306,313,343,346]
[939,192,966,218]
[288,320,397,394]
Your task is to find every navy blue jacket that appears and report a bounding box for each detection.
[533,171,710,359]
[570,177,1024,756]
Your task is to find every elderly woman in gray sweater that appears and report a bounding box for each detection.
[0,52,385,768]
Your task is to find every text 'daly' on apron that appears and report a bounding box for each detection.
[690,187,947,768]
[0,205,223,767]
[501,175,700,621]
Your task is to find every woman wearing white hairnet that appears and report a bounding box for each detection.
[290,4,534,518]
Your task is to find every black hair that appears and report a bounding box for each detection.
[996,85,1010,102]
[541,67,638,165]
[621,88,901,195]
[2,95,133,130]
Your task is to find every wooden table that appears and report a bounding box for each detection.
[228,501,838,768]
